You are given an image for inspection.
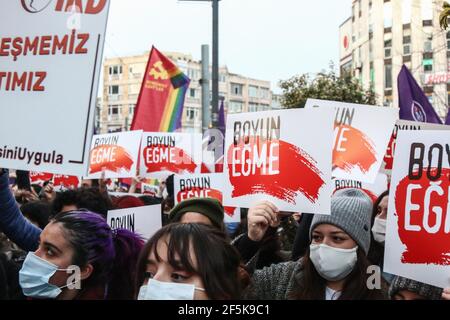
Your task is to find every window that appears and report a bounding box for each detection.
[423,59,433,72]
[185,107,199,121]
[249,103,259,112]
[129,104,135,118]
[402,0,412,24]
[422,0,433,21]
[260,88,270,99]
[424,35,433,53]
[108,105,121,120]
[229,101,243,113]
[369,41,374,61]
[403,36,411,55]
[109,65,122,75]
[231,83,243,96]
[384,64,392,89]
[190,88,196,98]
[384,1,392,28]
[384,39,392,58]
[447,31,450,50]
[219,74,226,83]
[249,86,259,98]
[108,85,120,95]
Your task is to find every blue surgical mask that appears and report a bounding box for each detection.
[137,279,205,300]
[225,222,240,236]
[19,252,73,299]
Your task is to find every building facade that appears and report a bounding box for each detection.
[100,51,273,133]
[339,0,450,118]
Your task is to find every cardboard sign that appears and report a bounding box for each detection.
[384,130,450,288]
[222,108,334,214]
[30,172,54,185]
[305,99,398,183]
[140,132,202,179]
[382,120,450,174]
[53,174,80,190]
[0,1,110,176]
[87,131,142,179]
[141,183,158,196]
[107,205,162,240]
[174,173,240,222]
[332,173,388,202]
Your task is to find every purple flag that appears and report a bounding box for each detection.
[398,65,442,124]
[446,110,450,125]
[218,98,226,136]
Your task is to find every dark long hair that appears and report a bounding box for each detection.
[367,190,389,266]
[52,210,144,300]
[292,246,385,300]
[135,223,246,300]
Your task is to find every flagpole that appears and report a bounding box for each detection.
[179,0,221,130]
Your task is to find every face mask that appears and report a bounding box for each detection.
[137,279,205,300]
[225,222,240,236]
[372,217,386,243]
[309,243,358,282]
[19,252,73,299]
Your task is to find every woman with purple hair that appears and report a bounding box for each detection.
[0,169,144,299]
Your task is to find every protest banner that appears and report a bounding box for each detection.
[384,130,450,288]
[174,173,240,222]
[87,130,142,179]
[382,120,450,174]
[305,99,398,183]
[0,1,110,176]
[332,173,388,202]
[222,108,334,214]
[107,205,162,240]
[140,132,202,179]
[141,183,158,196]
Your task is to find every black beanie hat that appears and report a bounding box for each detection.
[169,197,224,229]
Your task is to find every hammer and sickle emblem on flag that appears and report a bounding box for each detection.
[149,61,169,80]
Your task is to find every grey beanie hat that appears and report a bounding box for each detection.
[309,188,372,254]
[389,276,443,300]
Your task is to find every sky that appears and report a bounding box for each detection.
[103,0,352,93]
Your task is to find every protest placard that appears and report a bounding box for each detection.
[305,99,398,183]
[87,130,142,179]
[0,1,110,176]
[384,130,450,288]
[140,132,202,179]
[222,108,334,214]
[107,205,162,240]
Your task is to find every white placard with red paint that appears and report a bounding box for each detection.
[222,108,334,214]
[141,183,158,196]
[384,130,450,288]
[30,172,54,185]
[140,132,202,179]
[305,99,398,183]
[107,205,162,240]
[87,130,143,179]
[332,173,388,202]
[0,1,110,176]
[30,171,79,190]
[174,173,240,223]
[382,120,450,174]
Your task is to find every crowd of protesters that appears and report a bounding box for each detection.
[1,168,450,301]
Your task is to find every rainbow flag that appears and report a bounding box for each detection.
[131,46,190,132]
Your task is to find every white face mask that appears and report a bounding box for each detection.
[371,217,386,243]
[309,243,358,282]
[137,279,205,300]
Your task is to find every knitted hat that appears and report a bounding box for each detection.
[309,188,372,254]
[389,276,443,300]
[169,197,224,230]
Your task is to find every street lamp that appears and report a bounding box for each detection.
[179,0,221,129]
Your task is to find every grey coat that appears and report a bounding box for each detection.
[242,259,390,300]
